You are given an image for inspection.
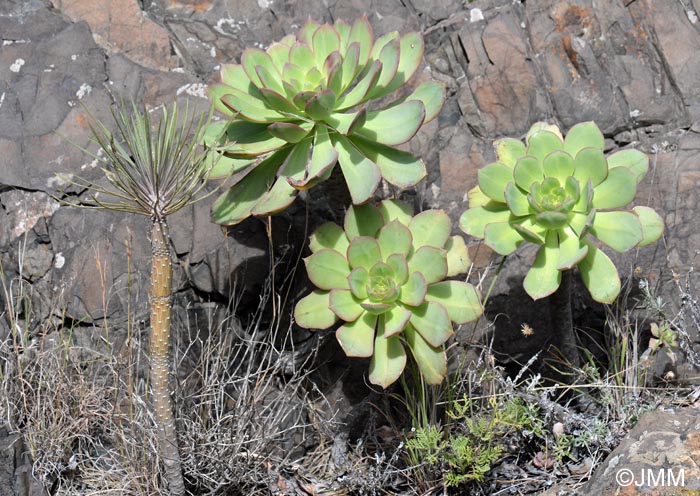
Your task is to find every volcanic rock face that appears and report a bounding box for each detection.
[1,0,699,489]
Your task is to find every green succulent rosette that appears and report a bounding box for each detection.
[294,200,483,388]
[460,121,664,304]
[204,16,445,225]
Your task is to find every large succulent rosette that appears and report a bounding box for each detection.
[460,121,663,304]
[294,200,483,388]
[204,17,444,225]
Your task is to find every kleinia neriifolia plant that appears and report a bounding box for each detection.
[459,121,664,304]
[294,200,483,388]
[66,101,212,496]
[205,16,444,224]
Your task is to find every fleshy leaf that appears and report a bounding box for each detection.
[526,130,564,162]
[220,90,287,123]
[425,281,483,324]
[241,48,283,90]
[211,149,288,225]
[633,206,664,247]
[368,319,406,388]
[347,236,382,269]
[590,211,643,252]
[370,38,400,97]
[564,121,605,156]
[478,162,513,203]
[494,138,527,168]
[400,271,428,307]
[407,246,447,284]
[556,226,589,269]
[591,167,636,209]
[310,222,349,254]
[348,267,370,299]
[468,185,490,208]
[484,222,523,255]
[512,219,546,245]
[348,15,374,66]
[578,240,621,304]
[542,150,575,183]
[409,301,453,348]
[337,312,377,357]
[329,289,364,322]
[344,203,384,239]
[607,149,649,184]
[354,100,426,146]
[513,156,544,191]
[267,121,313,143]
[377,31,424,97]
[379,200,413,225]
[404,323,447,385]
[313,24,341,71]
[409,210,451,249]
[336,60,381,110]
[400,81,445,123]
[333,134,382,204]
[459,203,511,239]
[294,290,337,329]
[445,236,471,277]
[386,253,409,285]
[505,182,532,217]
[305,249,351,290]
[377,220,413,258]
[350,135,427,189]
[523,231,562,300]
[384,306,412,337]
[250,175,297,216]
[573,147,608,187]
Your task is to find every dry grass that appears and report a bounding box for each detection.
[0,246,335,495]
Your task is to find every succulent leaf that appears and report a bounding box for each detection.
[460,120,662,303]
[478,162,513,202]
[444,235,471,277]
[310,222,349,253]
[296,201,482,387]
[409,301,453,348]
[578,240,621,304]
[607,149,649,184]
[407,246,448,284]
[522,231,562,300]
[591,166,636,209]
[377,220,413,258]
[633,206,664,247]
[563,121,605,156]
[329,289,365,321]
[294,290,337,329]
[589,211,643,252]
[207,19,443,225]
[408,210,451,249]
[494,138,527,168]
[368,319,407,389]
[336,312,377,357]
[425,281,483,324]
[305,249,351,290]
[347,236,382,269]
[404,323,447,385]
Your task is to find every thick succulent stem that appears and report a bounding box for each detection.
[549,270,580,373]
[149,218,185,495]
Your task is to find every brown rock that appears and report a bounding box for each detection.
[580,408,700,495]
[50,0,177,70]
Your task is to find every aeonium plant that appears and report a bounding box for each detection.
[294,200,483,388]
[460,121,664,304]
[205,16,445,224]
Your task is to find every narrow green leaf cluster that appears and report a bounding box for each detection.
[205,17,445,225]
[460,121,664,303]
[71,100,212,220]
[294,200,483,388]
